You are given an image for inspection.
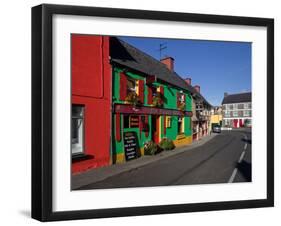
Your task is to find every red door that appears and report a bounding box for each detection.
[233,119,238,128]
[152,116,160,144]
[239,119,243,127]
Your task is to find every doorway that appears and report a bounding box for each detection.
[151,115,160,144]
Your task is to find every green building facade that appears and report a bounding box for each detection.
[112,66,193,163]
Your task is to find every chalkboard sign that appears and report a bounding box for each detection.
[123,132,139,161]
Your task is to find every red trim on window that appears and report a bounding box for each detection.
[176,92,180,108]
[163,115,166,135]
[160,86,164,106]
[139,116,142,139]
[147,85,153,104]
[119,72,127,101]
[115,113,121,142]
[160,86,164,95]
[145,115,149,137]
[138,80,144,104]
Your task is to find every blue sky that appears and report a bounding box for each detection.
[119,36,252,106]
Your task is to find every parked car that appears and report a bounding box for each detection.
[212,124,221,133]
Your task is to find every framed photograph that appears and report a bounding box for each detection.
[32,4,274,221]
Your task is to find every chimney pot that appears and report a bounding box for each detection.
[184,78,192,85]
[194,85,200,93]
[161,56,174,72]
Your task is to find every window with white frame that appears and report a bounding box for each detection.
[244,102,251,109]
[72,105,84,155]
[224,110,230,117]
[225,104,230,110]
[233,111,238,117]
[244,110,251,117]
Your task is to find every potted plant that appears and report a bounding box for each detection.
[152,92,163,107]
[159,138,175,151]
[125,91,141,107]
[178,102,186,111]
[144,140,159,155]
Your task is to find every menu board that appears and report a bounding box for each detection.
[123,132,138,161]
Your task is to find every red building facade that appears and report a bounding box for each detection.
[71,35,111,174]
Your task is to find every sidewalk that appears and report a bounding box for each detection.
[72,133,218,190]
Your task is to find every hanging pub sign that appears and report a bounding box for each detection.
[123,132,139,161]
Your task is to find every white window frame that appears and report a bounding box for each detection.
[71,105,85,156]
[244,110,250,117]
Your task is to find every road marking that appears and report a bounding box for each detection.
[243,134,248,150]
[228,134,248,183]
[228,168,238,183]
[238,151,245,163]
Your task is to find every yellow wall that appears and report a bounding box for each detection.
[210,114,222,124]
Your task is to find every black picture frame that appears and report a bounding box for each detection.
[32,4,274,222]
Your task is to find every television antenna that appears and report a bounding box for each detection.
[157,42,167,60]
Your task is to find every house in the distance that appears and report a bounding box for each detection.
[210,106,223,128]
[185,78,212,141]
[222,92,252,128]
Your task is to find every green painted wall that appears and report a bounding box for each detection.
[113,115,150,155]
[112,66,192,156]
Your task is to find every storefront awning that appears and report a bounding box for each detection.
[114,104,193,117]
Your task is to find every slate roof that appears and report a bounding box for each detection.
[222,92,252,104]
[110,37,211,107]
[110,38,193,91]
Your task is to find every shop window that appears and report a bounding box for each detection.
[166,116,171,128]
[72,105,84,156]
[123,115,130,128]
[178,116,184,134]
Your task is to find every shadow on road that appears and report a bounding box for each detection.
[236,160,252,181]
[241,138,251,144]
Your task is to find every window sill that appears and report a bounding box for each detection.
[72,153,94,163]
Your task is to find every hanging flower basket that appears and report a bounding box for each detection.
[125,91,141,107]
[178,102,186,111]
[152,93,163,107]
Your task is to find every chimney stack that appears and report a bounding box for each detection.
[184,78,192,85]
[194,85,200,93]
[161,56,174,72]
[224,92,228,97]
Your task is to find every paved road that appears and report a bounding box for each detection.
[79,129,252,190]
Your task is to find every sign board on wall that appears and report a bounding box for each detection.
[114,104,193,117]
[129,116,139,127]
